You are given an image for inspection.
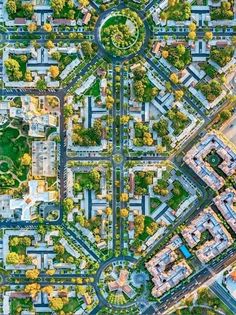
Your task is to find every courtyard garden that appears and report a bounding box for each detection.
[162,1,191,21]
[74,169,101,193]
[72,120,103,146]
[163,44,192,70]
[62,298,83,313]
[0,125,30,190]
[11,298,34,315]
[167,181,189,210]
[197,80,222,102]
[210,46,234,67]
[134,171,155,195]
[150,197,162,214]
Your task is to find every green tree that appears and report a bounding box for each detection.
[36,79,47,90]
[63,198,74,212]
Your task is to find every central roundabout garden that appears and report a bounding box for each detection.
[100,8,145,57]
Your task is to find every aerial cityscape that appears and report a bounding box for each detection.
[0,0,236,314]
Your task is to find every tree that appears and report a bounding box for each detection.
[105,95,114,109]
[175,90,184,100]
[134,215,145,236]
[204,31,213,41]
[42,286,53,295]
[21,153,31,166]
[133,80,145,100]
[160,11,167,21]
[105,207,112,216]
[54,244,65,255]
[51,51,61,61]
[76,285,87,295]
[120,208,129,217]
[146,222,158,236]
[169,73,179,84]
[177,44,185,55]
[156,145,165,154]
[143,132,153,146]
[6,252,19,264]
[49,297,64,311]
[22,3,34,18]
[50,0,65,15]
[79,0,89,6]
[25,70,33,82]
[49,65,59,78]
[13,70,23,80]
[25,269,40,280]
[106,194,112,201]
[24,283,41,299]
[189,22,196,32]
[120,193,129,202]
[188,31,196,41]
[220,110,232,121]
[28,22,37,33]
[6,0,16,16]
[43,23,52,32]
[64,104,73,117]
[36,79,47,90]
[4,58,20,73]
[45,40,55,49]
[162,50,169,59]
[46,269,56,276]
[89,169,101,183]
[81,41,94,57]
[120,115,130,124]
[63,198,74,212]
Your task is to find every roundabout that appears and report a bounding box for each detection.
[100,8,145,57]
[94,256,148,309]
[95,4,150,61]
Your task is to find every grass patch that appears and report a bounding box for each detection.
[85,79,100,97]
[207,152,222,167]
[138,216,156,241]
[167,181,189,210]
[150,197,162,214]
[63,298,83,313]
[10,298,33,315]
[0,126,29,189]
[10,54,28,76]
[103,15,127,28]
[164,2,191,21]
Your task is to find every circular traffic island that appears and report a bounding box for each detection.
[96,257,148,308]
[100,8,145,57]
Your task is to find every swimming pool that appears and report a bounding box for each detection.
[180,244,192,259]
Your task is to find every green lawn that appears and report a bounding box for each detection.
[143,80,156,102]
[10,298,33,315]
[164,2,191,21]
[75,172,92,188]
[150,197,162,214]
[11,55,28,76]
[102,15,127,29]
[207,152,222,167]
[63,298,83,313]
[86,79,100,97]
[0,126,29,188]
[138,216,156,241]
[167,181,189,210]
